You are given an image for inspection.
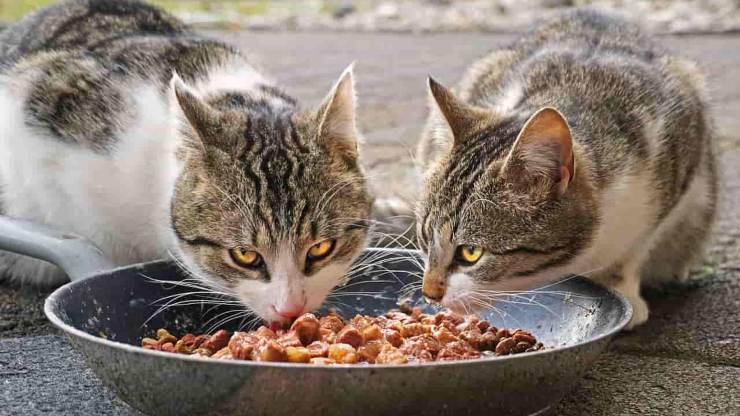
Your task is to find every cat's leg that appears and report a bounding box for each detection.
[613,253,651,330]
[612,159,716,329]
[640,160,717,286]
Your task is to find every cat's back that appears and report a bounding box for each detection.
[460,10,711,196]
[0,0,186,66]
[0,0,247,152]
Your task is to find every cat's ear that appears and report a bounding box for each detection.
[315,64,358,161]
[503,107,575,195]
[170,72,226,148]
[427,77,493,146]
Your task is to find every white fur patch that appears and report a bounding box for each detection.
[441,272,476,311]
[0,82,179,284]
[194,61,270,95]
[567,170,660,277]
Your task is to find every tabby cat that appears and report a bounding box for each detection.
[415,10,716,328]
[0,0,372,323]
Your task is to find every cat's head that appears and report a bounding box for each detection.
[169,66,372,324]
[416,78,597,312]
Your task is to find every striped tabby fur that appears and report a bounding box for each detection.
[0,0,372,324]
[416,10,717,328]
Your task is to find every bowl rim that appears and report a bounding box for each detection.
[44,248,633,371]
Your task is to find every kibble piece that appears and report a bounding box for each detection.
[328,343,358,363]
[357,340,384,363]
[432,327,459,344]
[362,324,382,343]
[258,340,287,362]
[277,331,303,348]
[175,334,208,354]
[286,347,312,363]
[201,329,230,352]
[400,322,428,338]
[336,326,363,348]
[436,340,480,361]
[351,315,372,331]
[478,331,498,351]
[476,320,490,332]
[318,327,337,343]
[513,341,531,354]
[156,329,177,344]
[512,330,536,345]
[496,328,511,339]
[254,326,277,339]
[319,314,345,333]
[161,342,176,353]
[228,332,260,360]
[327,343,354,359]
[290,313,320,345]
[495,337,517,355]
[382,328,403,347]
[141,337,159,349]
[401,334,441,359]
[375,344,408,365]
[212,346,233,359]
[459,329,483,349]
[306,341,330,358]
[192,347,213,356]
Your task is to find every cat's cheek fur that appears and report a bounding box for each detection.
[441,272,477,312]
[304,262,352,312]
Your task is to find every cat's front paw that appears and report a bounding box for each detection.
[624,294,649,330]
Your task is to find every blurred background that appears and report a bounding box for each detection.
[1,0,738,33]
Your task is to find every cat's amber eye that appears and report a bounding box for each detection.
[229,247,262,268]
[455,245,483,265]
[307,239,335,261]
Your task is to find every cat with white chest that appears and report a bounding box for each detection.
[0,0,373,324]
[415,10,717,329]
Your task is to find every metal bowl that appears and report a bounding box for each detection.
[45,251,630,416]
[0,217,630,415]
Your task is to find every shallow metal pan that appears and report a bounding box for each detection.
[0,216,631,415]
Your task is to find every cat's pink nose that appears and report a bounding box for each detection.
[273,303,304,318]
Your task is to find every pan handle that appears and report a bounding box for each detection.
[0,216,115,281]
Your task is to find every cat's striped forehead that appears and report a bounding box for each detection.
[178,97,369,250]
[418,116,522,241]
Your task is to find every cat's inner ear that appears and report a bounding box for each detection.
[427,77,493,146]
[315,64,358,160]
[170,73,225,148]
[504,107,575,195]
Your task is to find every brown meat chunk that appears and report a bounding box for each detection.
[201,329,230,352]
[258,340,287,362]
[290,313,320,345]
[286,347,311,363]
[375,344,408,364]
[336,325,363,348]
[319,314,345,333]
[306,341,330,358]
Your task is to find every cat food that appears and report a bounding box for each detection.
[141,308,543,365]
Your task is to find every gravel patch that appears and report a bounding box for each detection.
[176,0,740,35]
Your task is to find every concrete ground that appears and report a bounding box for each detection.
[1,31,739,415]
